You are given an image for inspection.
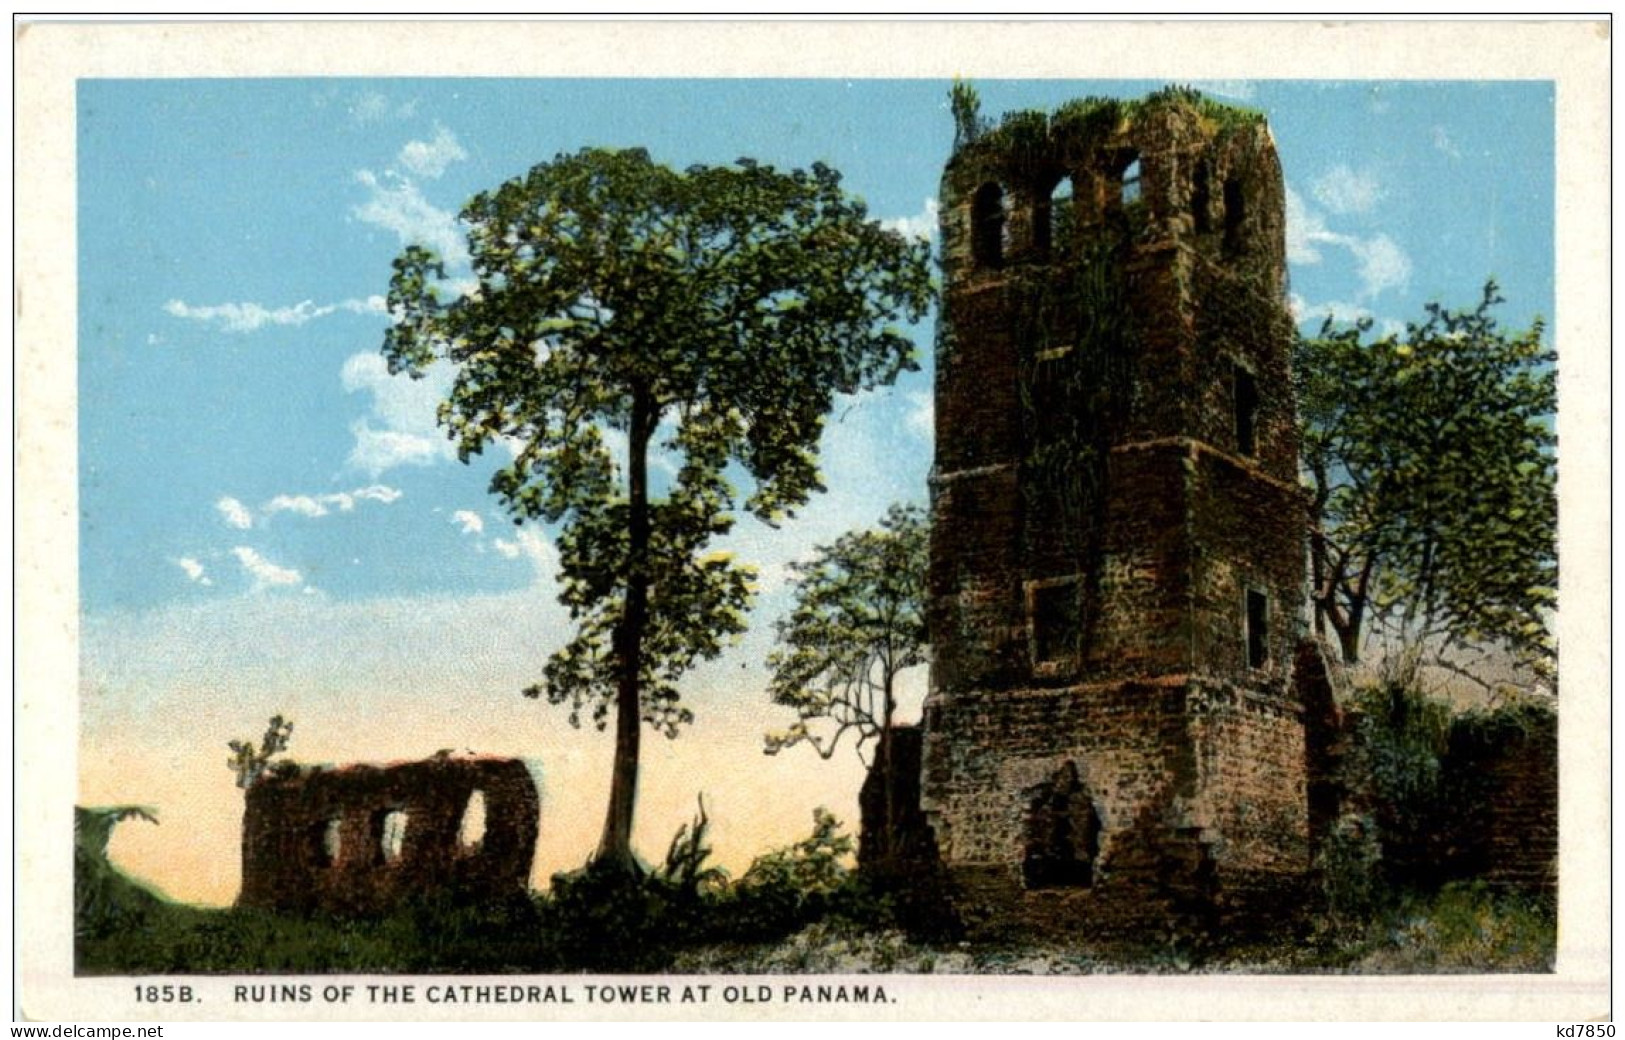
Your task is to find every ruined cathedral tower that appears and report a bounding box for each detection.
[920,90,1312,935]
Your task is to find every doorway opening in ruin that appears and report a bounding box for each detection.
[1022,762,1101,889]
[459,790,488,850]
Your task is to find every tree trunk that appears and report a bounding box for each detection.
[1335,624,1360,666]
[595,382,655,876]
[879,668,896,861]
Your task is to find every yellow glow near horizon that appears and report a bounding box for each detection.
[82,689,882,907]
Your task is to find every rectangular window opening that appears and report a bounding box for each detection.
[1029,578,1083,668]
[1246,588,1269,669]
[1234,364,1259,458]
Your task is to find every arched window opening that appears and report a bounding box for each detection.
[971,182,1006,268]
[314,817,342,868]
[379,809,408,865]
[1120,156,1143,207]
[459,790,488,850]
[1223,176,1246,255]
[1037,177,1074,257]
[1023,762,1100,889]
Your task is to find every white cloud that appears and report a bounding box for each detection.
[1347,233,1412,299]
[347,422,441,478]
[353,169,469,267]
[881,198,940,243]
[174,557,212,587]
[1285,187,1335,265]
[1289,293,1373,327]
[398,125,467,179]
[348,90,417,125]
[216,496,254,530]
[491,528,558,586]
[452,510,485,536]
[341,353,452,433]
[353,485,404,505]
[260,485,405,521]
[341,351,457,477]
[265,494,328,519]
[230,547,302,590]
[904,390,934,440]
[1311,164,1384,215]
[1285,186,1412,300]
[163,296,384,334]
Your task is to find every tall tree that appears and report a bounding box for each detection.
[1295,281,1556,686]
[764,503,928,767]
[383,148,932,874]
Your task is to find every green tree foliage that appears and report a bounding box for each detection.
[382,147,933,874]
[74,805,162,940]
[227,714,293,789]
[765,503,928,766]
[948,79,985,152]
[1295,281,1556,683]
[737,806,855,896]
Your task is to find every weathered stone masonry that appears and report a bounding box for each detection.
[920,93,1313,936]
[239,755,538,917]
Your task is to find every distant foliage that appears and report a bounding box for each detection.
[1296,281,1555,684]
[949,79,986,151]
[227,714,293,789]
[766,503,928,765]
[737,807,855,896]
[536,804,867,968]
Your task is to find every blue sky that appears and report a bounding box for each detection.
[76,78,1554,902]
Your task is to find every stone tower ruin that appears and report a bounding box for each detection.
[919,90,1312,936]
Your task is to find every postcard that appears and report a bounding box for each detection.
[15,18,1611,1023]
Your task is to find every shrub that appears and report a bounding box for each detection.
[1340,673,1454,889]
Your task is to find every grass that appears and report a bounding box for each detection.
[78,879,1554,976]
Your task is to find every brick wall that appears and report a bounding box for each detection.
[921,92,1312,938]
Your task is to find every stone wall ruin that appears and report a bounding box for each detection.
[239,754,538,917]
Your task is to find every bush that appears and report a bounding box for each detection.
[1315,813,1385,935]
[1314,663,1558,970]
[712,807,870,941]
[1341,674,1454,889]
[1358,882,1556,973]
